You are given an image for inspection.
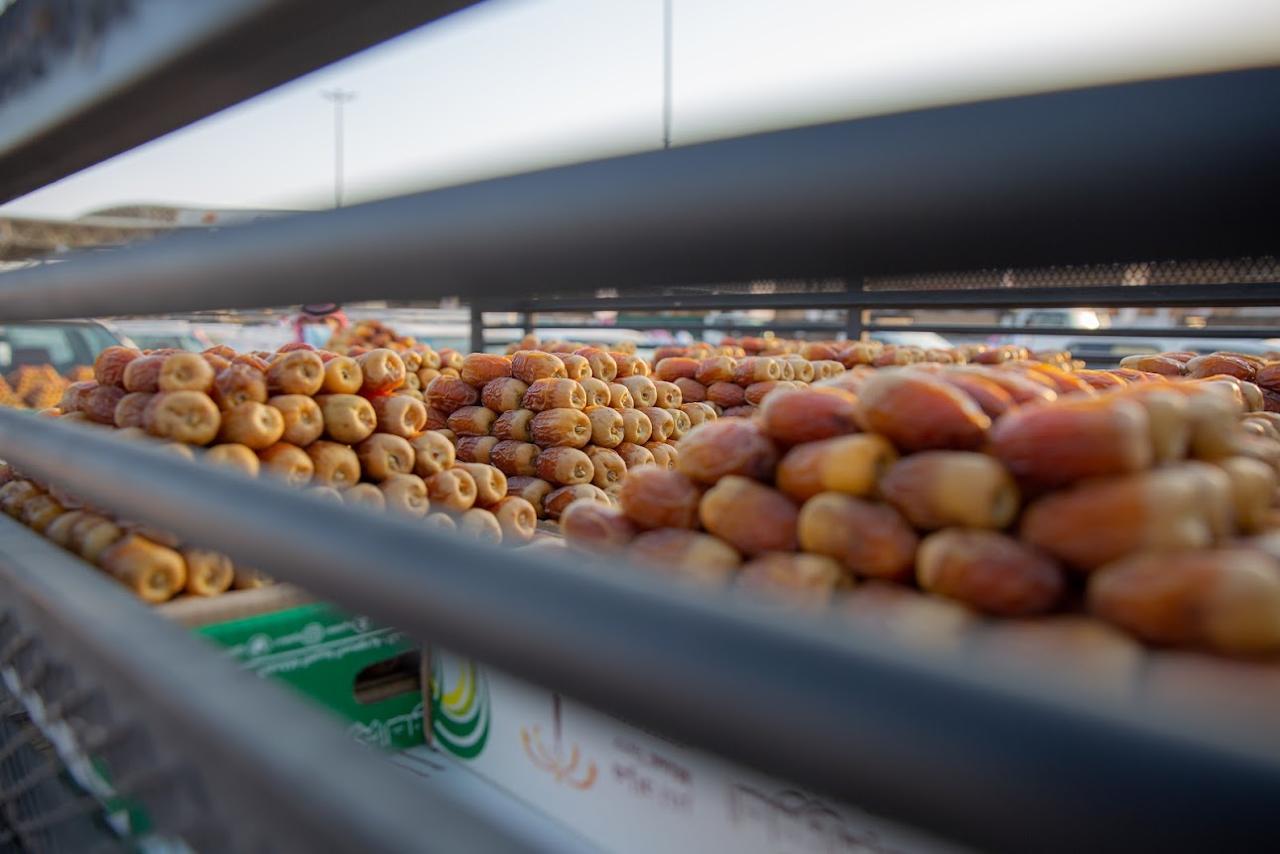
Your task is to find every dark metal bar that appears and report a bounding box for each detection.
[513,282,1280,314]
[1,412,1278,853]
[864,324,1280,340]
[482,321,845,333]
[0,517,560,854]
[1,68,1278,320]
[0,0,478,204]
[845,280,865,341]
[468,304,485,354]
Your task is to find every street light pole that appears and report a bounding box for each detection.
[321,89,356,207]
[661,0,673,150]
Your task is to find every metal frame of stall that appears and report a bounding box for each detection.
[1,2,1279,852]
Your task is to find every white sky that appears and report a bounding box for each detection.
[3,0,1278,220]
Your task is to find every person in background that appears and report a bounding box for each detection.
[292,303,349,348]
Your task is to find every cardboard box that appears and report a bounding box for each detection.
[162,586,425,750]
[425,649,969,854]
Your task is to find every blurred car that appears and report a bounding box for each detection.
[104,319,210,352]
[0,320,123,375]
[870,330,953,349]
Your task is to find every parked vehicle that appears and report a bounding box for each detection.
[0,320,123,374]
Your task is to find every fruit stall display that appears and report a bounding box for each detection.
[427,348,714,519]
[562,350,1280,662]
[0,363,94,409]
[0,343,542,604]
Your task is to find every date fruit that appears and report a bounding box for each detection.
[506,476,554,518]
[144,391,221,445]
[213,364,268,410]
[267,350,324,396]
[426,468,477,512]
[204,443,261,477]
[880,451,1019,530]
[316,394,377,444]
[491,495,538,543]
[511,350,567,383]
[615,442,656,469]
[101,535,187,603]
[380,473,431,516]
[158,352,215,393]
[736,553,847,609]
[586,446,627,488]
[456,435,499,464]
[493,408,535,442]
[455,462,507,507]
[460,353,512,387]
[627,529,740,588]
[574,348,618,382]
[306,440,361,489]
[523,377,587,411]
[535,446,593,485]
[582,405,623,448]
[619,467,700,529]
[448,405,497,437]
[122,355,165,393]
[775,434,896,502]
[675,419,778,485]
[269,394,324,446]
[182,549,234,597]
[579,376,612,407]
[560,501,636,551]
[218,401,285,449]
[356,433,416,481]
[1088,549,1280,654]
[481,376,530,413]
[342,483,387,511]
[258,442,315,487]
[357,348,407,394]
[94,346,140,387]
[797,493,918,582]
[321,355,363,394]
[531,408,592,448]
[425,375,479,414]
[1020,469,1210,571]
[916,529,1064,616]
[758,387,859,446]
[699,476,798,556]
[989,396,1151,492]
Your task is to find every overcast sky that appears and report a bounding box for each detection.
[3,0,1278,220]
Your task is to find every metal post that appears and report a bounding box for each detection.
[845,278,865,341]
[469,304,485,353]
[321,89,356,207]
[521,311,534,336]
[661,0,673,149]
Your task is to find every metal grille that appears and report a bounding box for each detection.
[0,611,223,853]
[864,256,1280,291]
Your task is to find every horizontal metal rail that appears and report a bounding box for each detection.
[0,0,476,204]
[1,410,1278,853]
[506,281,1280,314]
[480,320,1280,339]
[0,515,560,853]
[0,67,1278,320]
[866,323,1280,340]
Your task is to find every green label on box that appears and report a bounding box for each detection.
[198,604,424,750]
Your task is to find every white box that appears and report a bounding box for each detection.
[426,650,969,854]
